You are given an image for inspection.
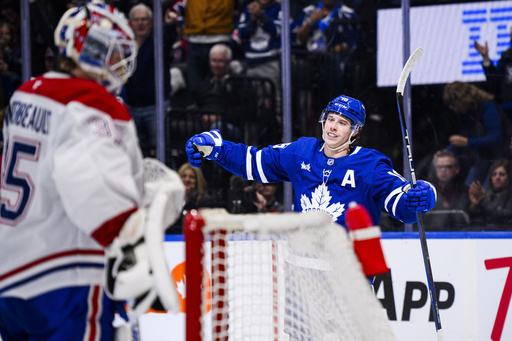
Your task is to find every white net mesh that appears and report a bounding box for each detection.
[189,209,396,341]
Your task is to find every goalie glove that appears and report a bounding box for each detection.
[105,159,185,316]
[105,209,151,300]
[105,204,179,316]
[403,180,437,212]
[185,129,223,168]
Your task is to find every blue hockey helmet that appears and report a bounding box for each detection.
[319,95,366,130]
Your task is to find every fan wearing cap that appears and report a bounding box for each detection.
[186,95,437,227]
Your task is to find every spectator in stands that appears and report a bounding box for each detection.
[0,43,20,104]
[236,0,282,111]
[443,81,507,188]
[468,159,512,230]
[252,182,284,213]
[290,0,317,20]
[125,3,177,157]
[170,0,186,63]
[291,0,359,93]
[0,21,21,81]
[44,46,56,72]
[165,0,193,108]
[192,44,232,112]
[0,0,19,38]
[424,149,469,229]
[231,180,284,213]
[191,44,242,141]
[182,0,235,91]
[28,0,68,77]
[474,26,512,119]
[167,162,217,233]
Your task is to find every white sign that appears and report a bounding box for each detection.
[377,1,512,87]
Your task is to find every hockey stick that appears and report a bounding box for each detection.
[396,47,444,340]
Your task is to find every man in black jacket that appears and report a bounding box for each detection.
[125,3,177,157]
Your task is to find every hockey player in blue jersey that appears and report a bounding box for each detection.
[185,95,437,227]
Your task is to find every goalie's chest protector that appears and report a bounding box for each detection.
[284,138,400,226]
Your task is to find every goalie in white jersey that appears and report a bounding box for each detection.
[0,3,184,341]
[186,94,437,227]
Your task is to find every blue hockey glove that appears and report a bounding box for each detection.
[403,180,437,212]
[185,130,223,168]
[185,139,202,168]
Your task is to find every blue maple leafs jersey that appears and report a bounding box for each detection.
[215,137,417,226]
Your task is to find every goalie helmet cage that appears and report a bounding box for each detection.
[185,208,396,341]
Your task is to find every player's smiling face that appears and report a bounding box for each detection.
[323,113,353,149]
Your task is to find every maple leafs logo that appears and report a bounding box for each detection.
[176,276,186,299]
[300,183,345,222]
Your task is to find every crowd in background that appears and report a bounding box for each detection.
[1,0,512,232]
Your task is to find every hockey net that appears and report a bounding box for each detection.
[185,208,396,341]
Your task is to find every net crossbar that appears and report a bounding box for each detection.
[185,209,396,341]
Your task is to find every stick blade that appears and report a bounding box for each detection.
[396,47,424,95]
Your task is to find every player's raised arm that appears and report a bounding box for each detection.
[185,94,438,227]
[186,129,290,183]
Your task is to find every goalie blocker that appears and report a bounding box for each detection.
[105,158,185,316]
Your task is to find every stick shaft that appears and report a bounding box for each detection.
[396,47,442,333]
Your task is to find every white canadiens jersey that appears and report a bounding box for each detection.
[216,137,417,226]
[0,72,144,299]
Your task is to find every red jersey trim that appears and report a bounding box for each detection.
[92,207,138,247]
[86,286,101,341]
[18,74,131,122]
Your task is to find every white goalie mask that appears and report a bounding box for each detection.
[54,3,137,94]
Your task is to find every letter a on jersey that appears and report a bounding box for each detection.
[341,170,356,188]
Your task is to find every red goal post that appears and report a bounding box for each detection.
[184,208,396,341]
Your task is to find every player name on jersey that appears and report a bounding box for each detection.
[7,100,52,135]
